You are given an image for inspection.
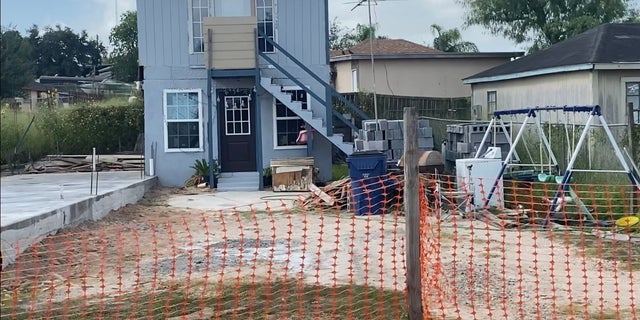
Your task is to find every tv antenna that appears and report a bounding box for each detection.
[351,0,379,121]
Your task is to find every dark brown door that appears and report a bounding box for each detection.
[217,89,256,172]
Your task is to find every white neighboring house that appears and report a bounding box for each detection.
[463,23,640,124]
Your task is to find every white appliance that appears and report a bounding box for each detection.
[455,158,504,209]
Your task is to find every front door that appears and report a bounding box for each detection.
[217,89,256,172]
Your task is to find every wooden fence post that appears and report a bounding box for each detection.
[404,106,423,319]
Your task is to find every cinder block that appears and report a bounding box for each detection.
[390,139,404,149]
[364,121,377,131]
[374,130,385,140]
[364,131,376,141]
[419,141,434,151]
[385,150,393,160]
[418,119,430,128]
[419,127,433,138]
[387,120,400,130]
[354,139,364,151]
[364,140,385,151]
[378,120,388,131]
[386,129,396,140]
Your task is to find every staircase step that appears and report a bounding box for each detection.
[260,76,354,156]
[217,171,260,191]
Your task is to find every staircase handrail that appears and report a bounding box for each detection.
[260,53,359,132]
[257,30,370,121]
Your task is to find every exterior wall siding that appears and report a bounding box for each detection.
[353,57,513,98]
[142,67,209,187]
[470,71,594,121]
[595,70,640,124]
[204,16,257,70]
[138,0,332,186]
[334,61,355,93]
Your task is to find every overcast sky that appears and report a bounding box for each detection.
[2,0,638,52]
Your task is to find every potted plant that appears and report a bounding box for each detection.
[190,158,220,187]
[263,167,272,187]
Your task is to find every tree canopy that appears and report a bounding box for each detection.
[27,25,105,77]
[1,28,35,98]
[458,0,639,52]
[329,18,388,50]
[430,24,478,52]
[109,11,139,83]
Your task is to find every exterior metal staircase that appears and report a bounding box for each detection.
[257,30,370,158]
[260,77,355,155]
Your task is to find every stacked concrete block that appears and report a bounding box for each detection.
[353,118,435,161]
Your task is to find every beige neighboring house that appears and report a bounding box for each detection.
[463,23,640,124]
[330,39,523,98]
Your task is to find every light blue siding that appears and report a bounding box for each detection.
[138,0,332,186]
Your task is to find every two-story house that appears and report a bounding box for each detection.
[137,0,367,189]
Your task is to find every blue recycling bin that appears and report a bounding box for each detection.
[347,151,387,215]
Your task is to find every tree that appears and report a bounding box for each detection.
[329,19,388,50]
[27,25,105,77]
[458,0,639,52]
[109,11,139,83]
[430,24,478,52]
[0,27,35,98]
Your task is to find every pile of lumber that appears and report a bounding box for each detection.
[300,178,350,209]
[25,154,144,173]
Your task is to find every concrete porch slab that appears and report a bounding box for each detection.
[1,171,157,269]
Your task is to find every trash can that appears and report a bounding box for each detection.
[347,151,387,215]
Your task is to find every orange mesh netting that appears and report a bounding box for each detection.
[1,173,638,319]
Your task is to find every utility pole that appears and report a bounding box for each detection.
[403,107,423,319]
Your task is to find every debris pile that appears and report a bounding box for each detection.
[24,154,144,173]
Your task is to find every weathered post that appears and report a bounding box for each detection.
[404,107,423,319]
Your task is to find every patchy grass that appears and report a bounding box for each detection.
[332,162,349,181]
[546,229,640,271]
[556,302,637,319]
[2,280,407,320]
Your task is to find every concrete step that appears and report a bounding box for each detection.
[217,171,260,191]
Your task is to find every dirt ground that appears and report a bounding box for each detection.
[1,187,639,319]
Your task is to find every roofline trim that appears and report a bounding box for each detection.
[463,63,595,84]
[330,52,525,62]
[593,62,640,70]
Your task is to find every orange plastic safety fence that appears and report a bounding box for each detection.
[0,174,409,319]
[420,174,639,320]
[4,172,637,319]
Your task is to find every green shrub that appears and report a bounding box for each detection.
[1,100,143,165]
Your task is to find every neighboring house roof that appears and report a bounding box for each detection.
[464,23,640,84]
[331,39,442,57]
[331,38,523,62]
[22,82,57,92]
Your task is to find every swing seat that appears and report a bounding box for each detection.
[537,173,556,183]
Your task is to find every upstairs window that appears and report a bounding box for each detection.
[190,0,274,53]
[256,0,275,53]
[487,91,497,118]
[627,82,640,124]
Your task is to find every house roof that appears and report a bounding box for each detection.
[331,39,442,57]
[464,23,640,84]
[331,38,523,62]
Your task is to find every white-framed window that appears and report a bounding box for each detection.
[274,88,308,149]
[224,95,252,135]
[256,0,276,53]
[351,69,359,92]
[189,0,252,53]
[189,0,272,53]
[487,90,497,118]
[163,89,204,152]
[626,80,640,124]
